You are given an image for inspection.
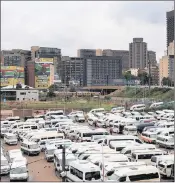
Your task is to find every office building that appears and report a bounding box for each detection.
[61,56,84,86]
[168,41,174,82]
[168,55,174,82]
[129,38,148,69]
[149,66,159,85]
[84,56,122,86]
[147,50,157,66]
[102,49,129,70]
[159,56,169,85]
[1,49,31,67]
[31,46,61,77]
[166,10,174,48]
[77,49,96,58]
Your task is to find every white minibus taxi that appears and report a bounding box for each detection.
[45,144,57,162]
[158,160,174,178]
[4,133,18,145]
[10,162,29,181]
[130,149,167,164]
[103,135,142,146]
[65,160,101,182]
[54,151,76,174]
[6,116,20,122]
[21,140,40,156]
[156,134,174,148]
[7,149,23,165]
[77,129,109,142]
[149,102,164,109]
[101,161,146,181]
[30,132,64,151]
[45,110,64,120]
[106,165,160,182]
[121,144,156,157]
[130,104,146,111]
[1,155,10,175]
[123,126,137,136]
[151,154,174,167]
[110,141,139,151]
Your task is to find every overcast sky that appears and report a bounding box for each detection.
[1,1,174,61]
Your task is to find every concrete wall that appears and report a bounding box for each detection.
[12,109,33,118]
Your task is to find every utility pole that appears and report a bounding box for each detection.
[62,145,66,182]
[148,56,151,97]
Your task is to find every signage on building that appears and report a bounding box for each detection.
[35,58,53,63]
[0,66,25,87]
[35,63,51,89]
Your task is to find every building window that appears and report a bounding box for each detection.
[20,92,26,95]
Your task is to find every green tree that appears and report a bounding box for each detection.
[162,77,174,86]
[138,72,149,85]
[123,71,137,85]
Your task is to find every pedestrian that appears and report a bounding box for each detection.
[110,127,113,135]
[94,120,97,128]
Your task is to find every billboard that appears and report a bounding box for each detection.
[35,58,53,63]
[35,63,51,89]
[0,66,24,87]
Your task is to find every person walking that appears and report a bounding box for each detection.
[94,120,97,128]
[110,127,113,135]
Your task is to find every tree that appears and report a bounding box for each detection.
[137,72,149,85]
[123,71,137,85]
[161,77,174,86]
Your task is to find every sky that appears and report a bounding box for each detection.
[1,1,174,61]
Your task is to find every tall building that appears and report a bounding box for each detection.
[129,38,148,69]
[168,41,174,82]
[166,10,174,48]
[147,50,157,66]
[102,49,129,70]
[83,56,122,86]
[1,49,31,67]
[96,49,103,56]
[159,56,169,85]
[77,49,96,58]
[31,46,61,77]
[61,57,84,86]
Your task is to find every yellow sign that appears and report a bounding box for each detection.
[1,78,24,87]
[35,58,53,63]
[0,66,25,87]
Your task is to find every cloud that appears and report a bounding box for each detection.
[1,1,174,60]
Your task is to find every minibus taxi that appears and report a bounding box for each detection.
[77,129,109,142]
[7,149,23,165]
[6,116,20,122]
[110,141,139,151]
[130,104,146,111]
[130,149,167,164]
[1,127,9,137]
[101,161,146,181]
[151,154,174,167]
[106,165,160,182]
[54,150,76,174]
[10,162,29,181]
[1,155,10,175]
[123,126,137,136]
[10,122,37,132]
[91,135,109,142]
[44,144,57,162]
[156,134,174,148]
[103,135,143,146]
[4,133,18,145]
[141,129,165,144]
[21,140,40,156]
[29,132,64,151]
[45,110,64,120]
[158,159,174,178]
[65,160,101,182]
[149,102,164,109]
[120,144,156,157]
[88,108,105,115]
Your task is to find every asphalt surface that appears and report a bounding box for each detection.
[1,121,174,182]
